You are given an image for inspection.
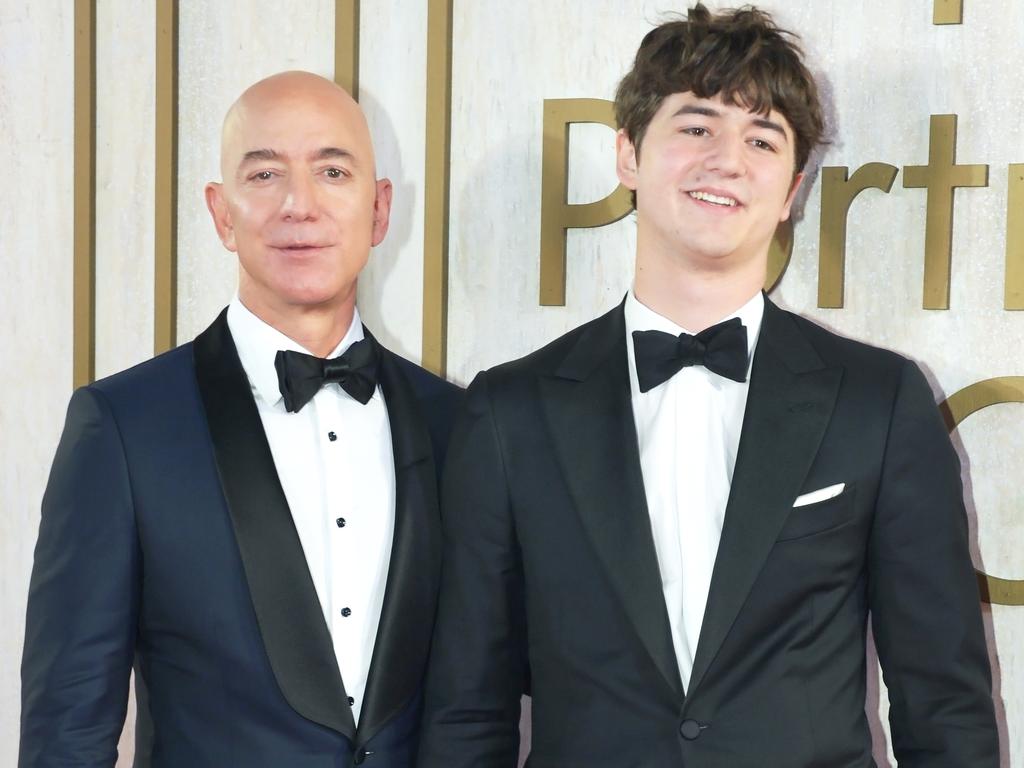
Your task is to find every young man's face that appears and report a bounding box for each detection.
[617,91,803,275]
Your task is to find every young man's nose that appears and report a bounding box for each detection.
[703,134,745,177]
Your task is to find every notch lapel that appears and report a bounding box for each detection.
[356,342,440,745]
[685,299,843,701]
[540,305,684,703]
[193,310,356,739]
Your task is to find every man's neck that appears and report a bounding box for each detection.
[633,247,765,332]
[238,293,356,358]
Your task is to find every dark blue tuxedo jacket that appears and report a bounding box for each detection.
[21,310,460,768]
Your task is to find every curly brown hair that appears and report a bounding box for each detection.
[614,3,824,181]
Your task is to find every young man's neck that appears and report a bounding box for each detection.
[632,246,766,332]
[239,290,357,358]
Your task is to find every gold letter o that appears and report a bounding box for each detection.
[940,376,1024,605]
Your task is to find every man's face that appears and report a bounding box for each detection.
[617,91,802,274]
[206,76,391,315]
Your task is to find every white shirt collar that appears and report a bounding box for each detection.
[226,296,366,407]
[625,289,765,373]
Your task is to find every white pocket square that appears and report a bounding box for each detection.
[793,483,845,507]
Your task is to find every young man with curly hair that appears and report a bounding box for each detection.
[418,5,998,766]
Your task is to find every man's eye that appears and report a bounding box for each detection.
[683,127,709,137]
[750,138,775,151]
[252,170,274,181]
[325,167,345,179]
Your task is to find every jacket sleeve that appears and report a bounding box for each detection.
[20,387,141,767]
[868,359,999,766]
[417,371,528,768]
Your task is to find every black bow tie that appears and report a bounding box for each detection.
[632,317,749,392]
[274,337,380,413]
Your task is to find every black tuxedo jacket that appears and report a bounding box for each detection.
[418,297,997,768]
[20,310,460,768]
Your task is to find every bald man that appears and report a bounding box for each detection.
[20,71,459,768]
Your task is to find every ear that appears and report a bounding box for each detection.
[205,182,237,252]
[616,129,639,191]
[779,171,805,223]
[370,178,393,247]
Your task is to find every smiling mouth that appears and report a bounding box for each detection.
[689,191,739,207]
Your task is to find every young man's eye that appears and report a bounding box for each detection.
[683,126,709,137]
[250,170,274,181]
[750,138,776,151]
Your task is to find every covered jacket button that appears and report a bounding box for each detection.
[679,718,702,740]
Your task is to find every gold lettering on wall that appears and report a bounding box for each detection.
[73,0,96,387]
[903,114,988,309]
[334,0,359,97]
[1006,164,1024,310]
[422,0,453,376]
[933,0,964,25]
[154,0,178,355]
[539,99,632,306]
[940,376,1024,606]
[817,164,899,308]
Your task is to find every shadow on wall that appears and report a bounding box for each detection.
[936,359,1011,768]
[354,86,417,361]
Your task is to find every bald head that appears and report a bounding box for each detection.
[204,71,393,334]
[219,71,375,183]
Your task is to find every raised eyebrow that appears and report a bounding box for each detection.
[239,148,280,166]
[751,117,789,141]
[313,147,356,163]
[672,105,720,119]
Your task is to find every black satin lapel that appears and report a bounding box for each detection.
[356,348,439,744]
[685,302,842,700]
[541,307,684,702]
[193,310,356,739]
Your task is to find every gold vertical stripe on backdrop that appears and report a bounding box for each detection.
[933,0,963,25]
[334,0,360,96]
[73,0,96,388]
[154,0,178,354]
[1006,165,1024,310]
[422,0,453,376]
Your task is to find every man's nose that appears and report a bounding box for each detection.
[704,133,745,177]
[280,174,318,221]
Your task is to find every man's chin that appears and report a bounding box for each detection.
[281,289,350,310]
[673,239,745,267]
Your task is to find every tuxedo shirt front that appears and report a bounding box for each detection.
[624,290,763,691]
[227,298,395,722]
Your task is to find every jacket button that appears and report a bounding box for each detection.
[353,747,368,764]
[680,719,702,740]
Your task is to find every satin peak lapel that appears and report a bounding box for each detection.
[193,310,356,739]
[356,340,440,745]
[685,299,842,701]
[540,305,684,703]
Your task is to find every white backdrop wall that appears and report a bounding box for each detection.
[1,2,75,765]
[2,2,1022,766]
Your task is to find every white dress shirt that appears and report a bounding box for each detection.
[227,298,396,723]
[625,290,764,692]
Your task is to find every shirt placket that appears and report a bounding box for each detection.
[318,392,362,714]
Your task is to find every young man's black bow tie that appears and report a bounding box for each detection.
[274,337,380,413]
[632,317,749,393]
